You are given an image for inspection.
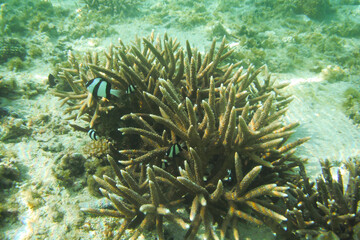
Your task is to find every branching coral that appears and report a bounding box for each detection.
[55,33,310,239]
[276,158,360,239]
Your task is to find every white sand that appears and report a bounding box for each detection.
[283,76,360,177]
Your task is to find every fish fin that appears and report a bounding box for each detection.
[110,89,122,98]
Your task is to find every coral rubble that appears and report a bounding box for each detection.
[55,33,310,239]
[0,117,32,142]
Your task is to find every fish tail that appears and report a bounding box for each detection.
[110,89,122,98]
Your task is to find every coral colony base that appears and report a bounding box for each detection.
[54,33,359,239]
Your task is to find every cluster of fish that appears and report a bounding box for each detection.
[85,77,234,182]
[85,77,184,161]
[86,77,134,140]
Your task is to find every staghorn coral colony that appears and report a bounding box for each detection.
[54,33,359,239]
[283,158,360,239]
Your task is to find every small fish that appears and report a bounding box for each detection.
[88,129,99,140]
[223,169,232,182]
[166,143,182,158]
[86,77,121,100]
[161,159,169,169]
[125,84,136,94]
[48,73,56,87]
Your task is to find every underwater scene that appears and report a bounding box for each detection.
[0,0,360,239]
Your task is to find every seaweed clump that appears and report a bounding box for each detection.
[55,33,310,239]
[82,0,142,17]
[0,159,20,189]
[343,87,360,125]
[148,0,210,29]
[0,117,32,142]
[0,0,69,37]
[52,152,86,188]
[0,38,26,64]
[291,0,334,20]
[321,65,348,83]
[0,147,21,229]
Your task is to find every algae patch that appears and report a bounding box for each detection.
[343,87,360,125]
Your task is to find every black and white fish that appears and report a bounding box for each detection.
[166,143,182,158]
[48,73,56,87]
[161,159,169,169]
[88,129,99,140]
[125,84,136,94]
[223,169,232,183]
[86,77,121,100]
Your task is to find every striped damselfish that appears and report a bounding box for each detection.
[86,77,121,100]
[166,143,182,158]
[126,84,136,94]
[88,129,99,140]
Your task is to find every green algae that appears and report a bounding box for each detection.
[0,0,72,72]
[321,65,349,83]
[147,0,210,29]
[343,87,360,125]
[252,0,334,20]
[66,13,115,39]
[0,0,69,37]
[0,77,17,97]
[207,22,231,39]
[28,44,43,58]
[0,38,26,64]
[0,118,32,142]
[52,142,116,197]
[52,153,86,187]
[0,195,19,230]
[342,0,360,4]
[6,57,26,71]
[82,0,142,17]
[210,0,359,76]
[0,150,22,231]
[291,0,334,20]
[0,160,20,189]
